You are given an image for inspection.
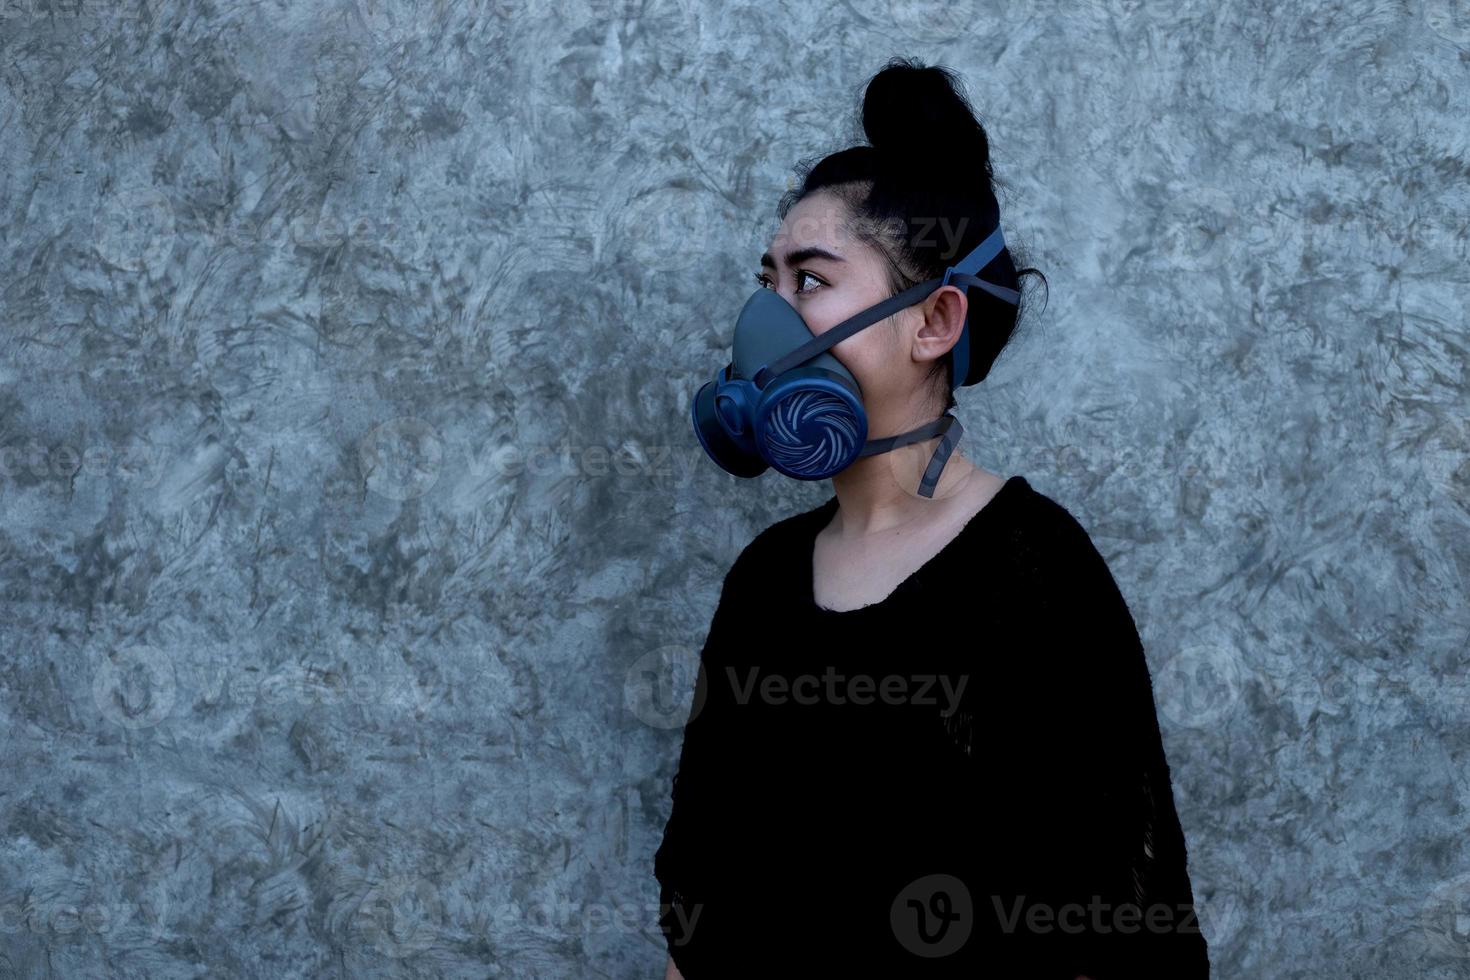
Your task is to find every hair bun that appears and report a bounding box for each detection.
[862,58,991,169]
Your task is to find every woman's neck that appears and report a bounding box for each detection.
[827,451,988,538]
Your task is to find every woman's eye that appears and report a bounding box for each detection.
[753,270,822,293]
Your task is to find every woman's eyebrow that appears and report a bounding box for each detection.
[759,246,847,270]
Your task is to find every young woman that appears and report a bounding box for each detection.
[654,58,1209,979]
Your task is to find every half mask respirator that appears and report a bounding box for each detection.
[690,224,1019,498]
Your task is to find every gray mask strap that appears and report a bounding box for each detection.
[916,413,964,498]
[855,412,966,499]
[944,272,1021,306]
[752,277,943,389]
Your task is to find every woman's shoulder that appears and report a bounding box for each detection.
[988,476,1126,594]
[995,473,1082,534]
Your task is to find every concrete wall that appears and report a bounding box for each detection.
[0,0,1466,976]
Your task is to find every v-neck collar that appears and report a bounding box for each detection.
[803,475,1029,616]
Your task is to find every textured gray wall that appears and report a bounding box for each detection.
[1,0,1467,977]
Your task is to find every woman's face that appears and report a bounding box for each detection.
[755,190,960,424]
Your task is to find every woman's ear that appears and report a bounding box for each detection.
[911,284,969,364]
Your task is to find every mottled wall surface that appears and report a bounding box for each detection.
[0,0,1466,977]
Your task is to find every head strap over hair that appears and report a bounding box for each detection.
[940,223,1019,389]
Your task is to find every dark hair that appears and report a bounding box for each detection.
[776,57,1048,413]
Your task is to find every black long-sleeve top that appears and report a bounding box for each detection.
[653,475,1210,978]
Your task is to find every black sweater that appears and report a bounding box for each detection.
[653,475,1210,978]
